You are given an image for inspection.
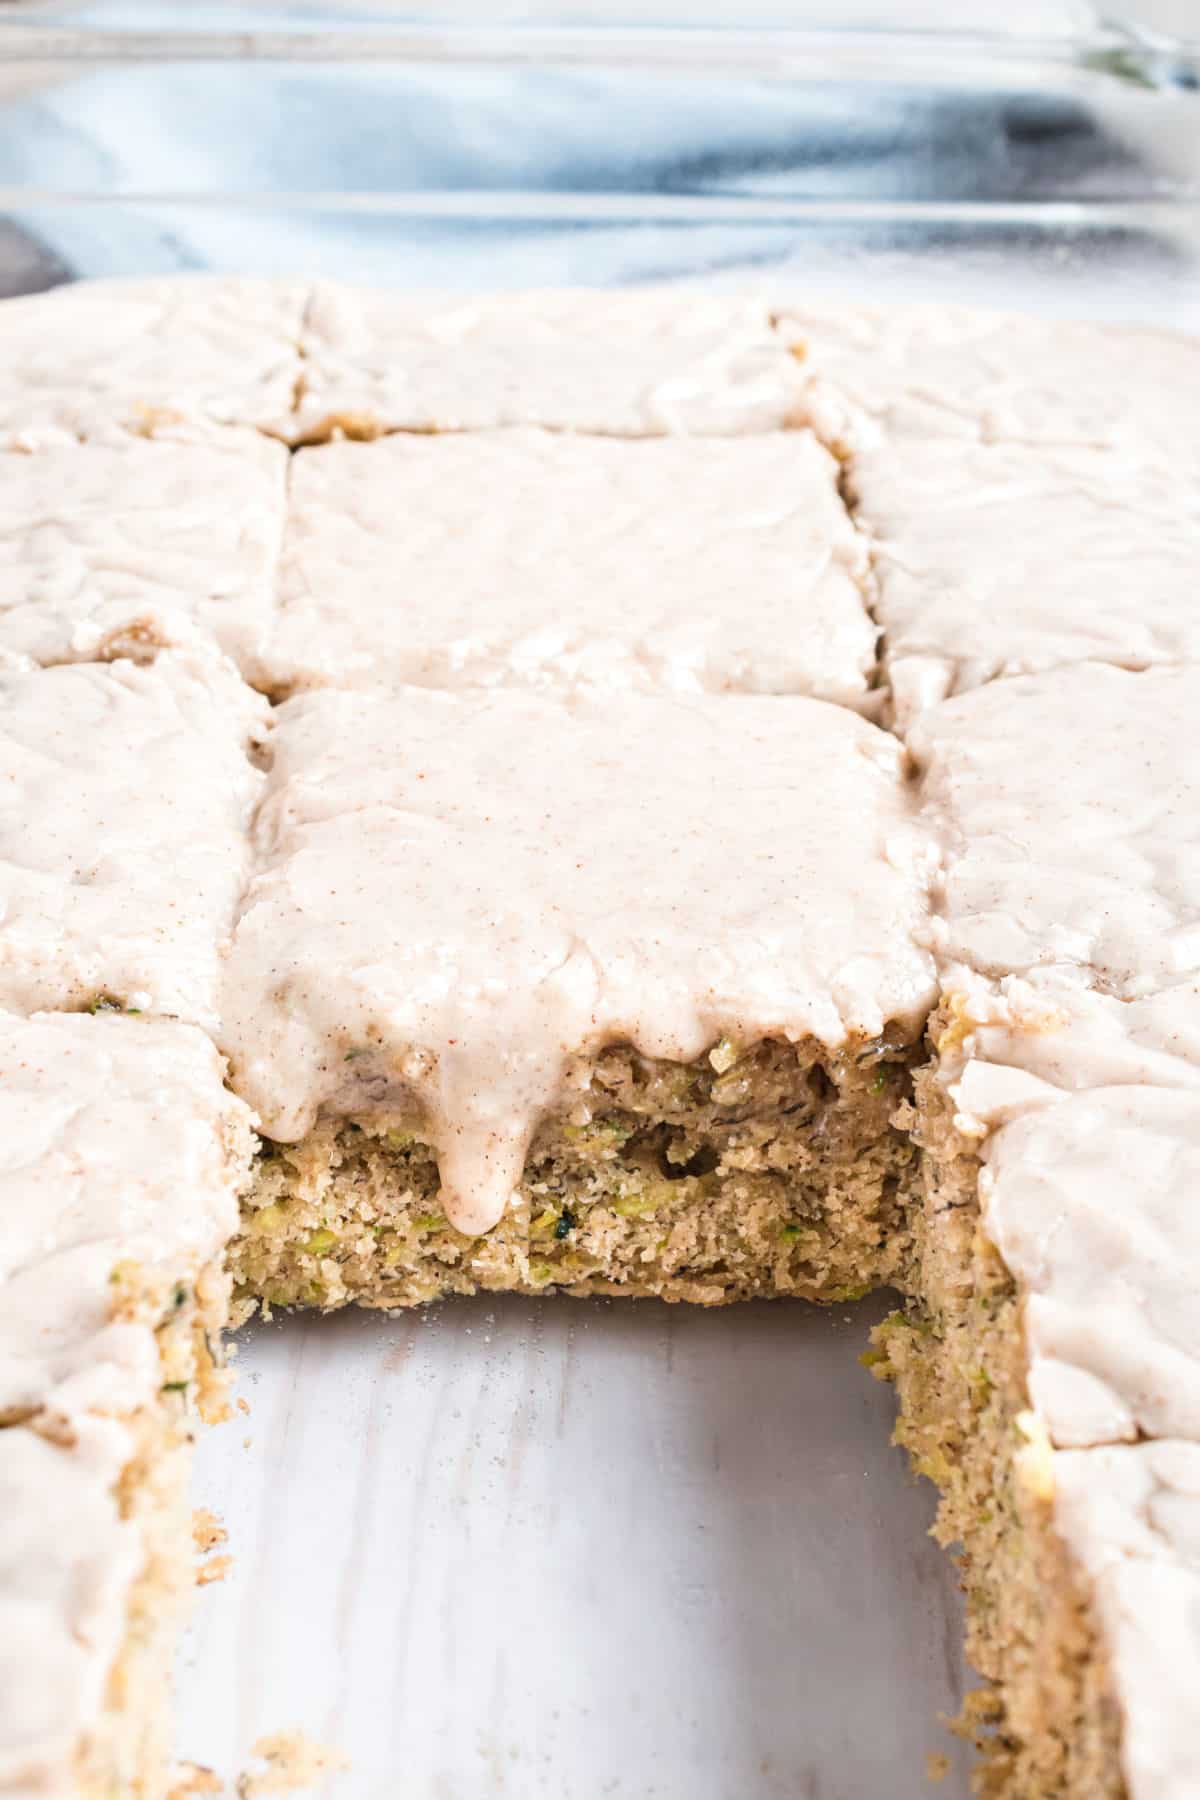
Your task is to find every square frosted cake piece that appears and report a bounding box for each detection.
[974,1084,1200,1449]
[775,301,1200,470]
[845,439,1200,721]
[0,1422,153,1800]
[0,433,287,682]
[0,1009,254,1800]
[222,685,936,1309]
[265,427,878,705]
[0,277,307,446]
[0,654,266,1031]
[288,284,805,441]
[0,1010,253,1436]
[909,663,1200,1002]
[1051,1441,1200,1800]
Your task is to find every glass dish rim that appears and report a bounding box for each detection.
[0,9,1195,77]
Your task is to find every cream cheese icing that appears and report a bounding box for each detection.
[221,685,937,1235]
[980,1086,1200,1448]
[910,664,1200,1446]
[267,427,877,704]
[0,1011,252,1800]
[775,300,1200,467]
[0,277,306,448]
[288,284,806,441]
[944,981,1200,1128]
[0,654,267,1031]
[1054,1441,1200,1800]
[0,1417,144,1800]
[909,664,1200,1001]
[924,980,1200,1454]
[846,439,1200,723]
[0,1010,253,1431]
[0,433,287,683]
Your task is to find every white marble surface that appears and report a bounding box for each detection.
[178,1295,972,1799]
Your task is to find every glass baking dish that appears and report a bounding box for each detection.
[2,8,1197,1798]
[0,1,1195,329]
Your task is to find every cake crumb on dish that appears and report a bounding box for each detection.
[168,1763,223,1798]
[236,1732,349,1797]
[191,1509,228,1554]
[195,1554,234,1589]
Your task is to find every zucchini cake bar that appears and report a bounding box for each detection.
[0,433,286,682]
[267,428,876,704]
[0,276,1198,1800]
[221,684,936,1301]
[0,654,266,1032]
[845,440,1200,725]
[0,1011,254,1798]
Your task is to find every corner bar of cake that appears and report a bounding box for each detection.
[0,1010,255,1799]
[867,662,1200,1797]
[910,663,1200,1001]
[0,1423,164,1800]
[0,653,266,1031]
[222,684,936,1310]
[944,980,1200,1110]
[0,277,307,447]
[845,440,1200,722]
[0,433,287,683]
[287,283,806,442]
[925,979,1200,1447]
[1053,1441,1200,1800]
[980,1085,1200,1447]
[265,427,877,704]
[774,300,1200,469]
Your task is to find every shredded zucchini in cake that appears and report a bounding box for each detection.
[229,1033,921,1314]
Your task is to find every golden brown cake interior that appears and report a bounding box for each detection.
[229,1031,920,1313]
[865,1046,1125,1799]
